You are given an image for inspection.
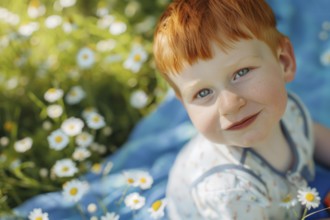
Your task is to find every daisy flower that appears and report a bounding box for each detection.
[72,147,91,161]
[65,86,86,105]
[0,136,9,147]
[59,0,76,8]
[44,88,64,103]
[75,131,93,147]
[42,120,53,131]
[124,192,146,210]
[148,199,167,219]
[45,15,62,29]
[101,212,120,220]
[62,179,89,203]
[47,129,69,151]
[136,171,153,190]
[76,47,95,69]
[27,0,46,19]
[91,163,102,174]
[82,107,98,119]
[297,187,321,210]
[61,117,84,136]
[53,158,78,177]
[28,208,49,220]
[96,1,109,17]
[279,194,297,209]
[97,15,114,29]
[87,203,98,213]
[130,90,148,109]
[109,21,127,35]
[86,112,106,130]
[18,22,39,37]
[46,104,63,118]
[123,171,139,187]
[14,137,33,153]
[123,45,148,73]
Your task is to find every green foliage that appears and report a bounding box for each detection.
[0,0,170,215]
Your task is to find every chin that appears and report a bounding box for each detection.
[239,130,268,147]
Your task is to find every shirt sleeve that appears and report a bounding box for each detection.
[191,170,271,220]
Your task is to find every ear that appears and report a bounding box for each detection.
[277,37,296,82]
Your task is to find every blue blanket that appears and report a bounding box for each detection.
[14,0,330,219]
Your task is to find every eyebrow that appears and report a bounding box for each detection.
[225,55,261,68]
[181,80,201,97]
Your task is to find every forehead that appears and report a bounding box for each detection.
[173,39,270,77]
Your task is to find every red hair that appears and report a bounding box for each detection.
[153,0,285,77]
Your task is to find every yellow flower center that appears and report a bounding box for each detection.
[282,194,292,203]
[48,88,56,93]
[134,54,141,62]
[62,166,69,172]
[4,121,14,132]
[70,187,78,196]
[70,91,77,97]
[30,0,40,8]
[127,178,134,184]
[91,163,101,173]
[35,217,43,220]
[140,177,146,184]
[305,193,315,202]
[83,54,89,60]
[133,199,140,204]
[325,54,330,62]
[152,200,162,211]
[55,136,63,143]
[93,116,100,123]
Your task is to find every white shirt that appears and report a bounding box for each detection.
[166,93,315,220]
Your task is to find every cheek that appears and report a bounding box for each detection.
[255,79,288,117]
[186,107,218,136]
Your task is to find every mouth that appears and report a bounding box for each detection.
[225,112,260,131]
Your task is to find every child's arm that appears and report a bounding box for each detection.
[313,123,330,168]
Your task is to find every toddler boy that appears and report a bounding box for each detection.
[153,0,330,219]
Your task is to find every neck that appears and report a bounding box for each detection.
[252,122,293,172]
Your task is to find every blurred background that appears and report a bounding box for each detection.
[0,0,169,215]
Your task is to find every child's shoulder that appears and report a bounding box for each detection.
[169,134,241,186]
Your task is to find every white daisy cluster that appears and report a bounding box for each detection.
[124,170,153,190]
[280,186,324,219]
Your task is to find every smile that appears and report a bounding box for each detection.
[226,112,260,131]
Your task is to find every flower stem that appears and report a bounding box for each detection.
[116,185,129,206]
[302,206,330,219]
[76,203,87,220]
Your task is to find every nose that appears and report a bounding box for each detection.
[218,90,246,115]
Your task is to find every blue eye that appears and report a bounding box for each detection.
[233,68,250,81]
[196,89,212,99]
